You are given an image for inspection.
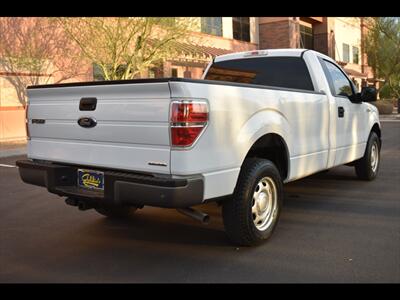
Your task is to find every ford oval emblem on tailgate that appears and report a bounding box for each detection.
[78,117,97,128]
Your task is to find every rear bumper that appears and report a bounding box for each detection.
[16,160,204,208]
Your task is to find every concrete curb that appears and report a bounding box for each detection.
[379,114,400,122]
[0,147,27,158]
[380,119,400,122]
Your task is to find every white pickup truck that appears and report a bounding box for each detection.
[17,49,381,245]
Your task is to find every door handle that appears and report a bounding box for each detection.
[79,97,97,111]
[338,106,345,118]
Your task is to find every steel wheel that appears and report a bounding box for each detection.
[251,176,278,231]
[370,141,379,173]
[222,158,283,245]
[355,131,380,181]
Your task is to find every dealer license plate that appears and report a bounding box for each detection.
[77,169,104,190]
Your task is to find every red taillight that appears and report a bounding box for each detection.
[170,101,208,147]
[171,102,208,123]
[25,102,30,140]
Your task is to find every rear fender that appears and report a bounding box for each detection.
[236,109,292,174]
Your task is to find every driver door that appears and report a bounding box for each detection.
[320,59,367,166]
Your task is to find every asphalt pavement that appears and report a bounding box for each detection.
[0,122,399,283]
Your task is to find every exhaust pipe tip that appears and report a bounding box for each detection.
[177,208,210,225]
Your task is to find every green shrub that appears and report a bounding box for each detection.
[378,84,392,99]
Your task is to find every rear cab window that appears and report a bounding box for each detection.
[204,56,315,91]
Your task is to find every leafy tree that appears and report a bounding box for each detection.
[58,17,197,80]
[364,17,400,99]
[0,17,86,106]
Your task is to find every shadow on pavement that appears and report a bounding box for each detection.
[80,204,231,248]
[75,166,384,247]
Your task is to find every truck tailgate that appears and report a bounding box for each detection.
[27,82,172,174]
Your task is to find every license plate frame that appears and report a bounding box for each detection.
[77,169,104,191]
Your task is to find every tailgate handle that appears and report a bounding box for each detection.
[79,97,97,111]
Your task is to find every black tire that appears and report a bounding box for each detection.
[222,158,283,246]
[354,131,381,181]
[95,205,137,219]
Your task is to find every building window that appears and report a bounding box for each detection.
[201,17,222,36]
[343,43,350,63]
[233,17,250,42]
[171,68,178,77]
[300,24,313,49]
[352,46,359,64]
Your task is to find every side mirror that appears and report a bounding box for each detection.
[361,87,377,102]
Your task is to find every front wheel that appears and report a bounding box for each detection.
[354,131,381,181]
[222,158,283,246]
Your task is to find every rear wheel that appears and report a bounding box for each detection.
[354,132,380,181]
[222,158,283,246]
[95,205,137,219]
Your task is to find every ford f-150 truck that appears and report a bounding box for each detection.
[17,49,381,246]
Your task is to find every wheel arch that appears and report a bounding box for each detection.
[243,133,290,181]
[371,122,381,146]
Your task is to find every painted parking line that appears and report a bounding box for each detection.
[0,164,17,168]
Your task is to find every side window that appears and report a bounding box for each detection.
[321,60,354,98]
